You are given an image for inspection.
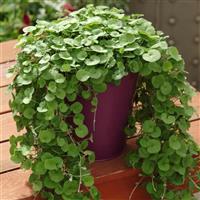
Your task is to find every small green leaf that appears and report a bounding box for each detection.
[119,33,135,46]
[142,159,155,175]
[60,121,68,132]
[160,82,172,95]
[63,180,78,195]
[49,170,64,183]
[143,120,156,133]
[151,75,165,88]
[147,139,161,154]
[93,83,107,93]
[168,46,182,61]
[59,51,72,60]
[81,90,91,100]
[21,159,32,169]
[76,50,87,61]
[32,180,42,192]
[39,54,50,64]
[75,124,89,138]
[142,49,161,62]
[39,130,55,143]
[71,102,83,114]
[161,113,175,124]
[68,144,79,157]
[163,60,173,72]
[57,137,66,147]
[76,69,90,82]
[82,175,94,187]
[23,108,35,119]
[48,81,57,93]
[169,135,181,150]
[158,158,170,171]
[55,73,65,84]
[91,45,107,53]
[59,103,68,113]
[73,113,85,125]
[85,55,100,66]
[61,64,71,72]
[45,93,55,102]
[33,161,46,175]
[44,157,63,170]
[44,176,57,189]
[151,127,161,138]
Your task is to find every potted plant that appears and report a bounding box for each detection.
[9,5,200,200]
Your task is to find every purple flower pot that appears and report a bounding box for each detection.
[81,73,138,160]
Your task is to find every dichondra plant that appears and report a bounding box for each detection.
[9,5,200,200]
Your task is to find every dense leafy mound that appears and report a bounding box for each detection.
[9,5,199,200]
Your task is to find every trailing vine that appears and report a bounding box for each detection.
[9,5,200,200]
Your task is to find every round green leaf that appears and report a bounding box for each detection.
[91,45,107,53]
[76,69,90,82]
[61,64,71,72]
[71,102,83,114]
[169,135,181,150]
[81,90,91,100]
[75,124,89,138]
[82,175,94,187]
[39,130,55,143]
[163,60,173,72]
[158,158,170,171]
[93,83,107,93]
[44,157,63,170]
[142,159,155,175]
[151,75,165,88]
[142,120,156,133]
[23,108,35,119]
[49,170,64,183]
[33,161,46,175]
[167,46,182,61]
[147,139,161,154]
[160,82,172,95]
[63,180,78,195]
[73,113,85,125]
[32,180,42,192]
[85,55,100,66]
[142,49,161,62]
[59,121,68,132]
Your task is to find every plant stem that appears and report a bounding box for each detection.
[189,177,200,190]
[128,177,145,200]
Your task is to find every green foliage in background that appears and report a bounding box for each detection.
[9,5,200,200]
[69,0,130,12]
[0,0,66,42]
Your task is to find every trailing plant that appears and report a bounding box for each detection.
[9,5,200,200]
[0,0,70,42]
[68,0,130,12]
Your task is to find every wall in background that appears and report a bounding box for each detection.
[130,0,200,90]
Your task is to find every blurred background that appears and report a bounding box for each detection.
[0,0,199,90]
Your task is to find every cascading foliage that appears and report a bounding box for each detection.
[9,5,200,200]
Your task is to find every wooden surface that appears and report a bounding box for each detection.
[0,40,199,200]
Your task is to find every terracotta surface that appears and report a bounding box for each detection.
[0,40,19,63]
[0,112,24,142]
[0,61,16,87]
[0,40,199,200]
[0,86,11,114]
